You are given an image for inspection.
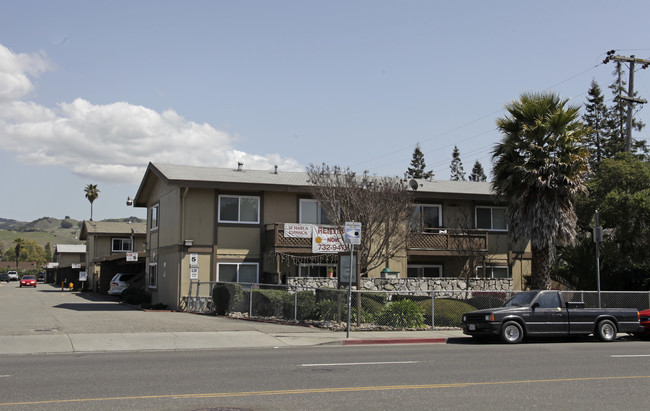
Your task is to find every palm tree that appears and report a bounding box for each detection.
[492,92,589,290]
[84,184,100,221]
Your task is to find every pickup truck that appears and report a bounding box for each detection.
[462,290,642,343]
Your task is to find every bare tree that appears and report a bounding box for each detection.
[306,164,414,274]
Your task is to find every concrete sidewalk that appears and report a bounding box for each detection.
[0,329,466,355]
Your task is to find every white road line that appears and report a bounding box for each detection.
[611,354,650,358]
[301,361,419,367]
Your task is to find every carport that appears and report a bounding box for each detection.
[97,253,145,294]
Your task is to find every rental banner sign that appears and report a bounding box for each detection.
[312,225,348,253]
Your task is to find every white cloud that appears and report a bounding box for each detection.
[0,42,303,184]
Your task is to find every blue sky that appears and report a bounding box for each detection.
[1,0,649,222]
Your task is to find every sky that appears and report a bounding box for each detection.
[1,1,649,222]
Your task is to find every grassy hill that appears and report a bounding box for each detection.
[0,217,145,249]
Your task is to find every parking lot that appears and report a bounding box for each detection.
[0,281,322,337]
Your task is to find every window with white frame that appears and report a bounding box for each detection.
[476,265,509,279]
[299,199,333,224]
[217,262,259,283]
[410,204,442,231]
[150,204,159,230]
[112,238,133,252]
[475,206,507,231]
[298,263,337,278]
[407,265,443,278]
[218,195,260,223]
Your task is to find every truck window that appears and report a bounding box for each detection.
[536,293,561,309]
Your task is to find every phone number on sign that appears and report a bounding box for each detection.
[314,243,348,252]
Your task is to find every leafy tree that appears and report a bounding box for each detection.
[449,145,466,181]
[406,143,434,180]
[306,164,414,275]
[2,238,47,266]
[469,160,487,182]
[44,242,52,262]
[493,92,589,290]
[84,184,100,221]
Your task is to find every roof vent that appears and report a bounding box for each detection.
[237,162,243,171]
[274,165,278,174]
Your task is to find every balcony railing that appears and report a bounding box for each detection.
[265,224,488,254]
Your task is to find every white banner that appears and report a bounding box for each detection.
[284,223,313,238]
[312,225,348,253]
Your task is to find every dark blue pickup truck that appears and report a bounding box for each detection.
[462,290,642,343]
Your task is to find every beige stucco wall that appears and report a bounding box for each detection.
[264,191,298,223]
[217,226,260,259]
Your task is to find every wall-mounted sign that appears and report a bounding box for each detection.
[126,252,138,262]
[190,253,198,267]
[284,223,313,238]
[190,267,199,280]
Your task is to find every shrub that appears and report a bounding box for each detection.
[377,299,425,328]
[315,299,342,321]
[467,295,506,310]
[296,291,318,320]
[121,286,151,306]
[251,289,293,318]
[417,298,476,327]
[213,283,245,315]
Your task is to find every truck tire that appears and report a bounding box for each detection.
[500,321,524,344]
[596,319,616,342]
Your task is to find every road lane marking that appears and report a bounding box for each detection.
[301,361,419,367]
[611,354,650,358]
[2,375,650,406]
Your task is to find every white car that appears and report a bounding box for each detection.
[108,273,138,296]
[7,271,19,281]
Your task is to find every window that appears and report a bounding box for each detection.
[148,263,157,288]
[217,262,259,283]
[150,204,159,230]
[476,266,510,279]
[298,264,337,278]
[112,238,133,252]
[410,204,442,231]
[476,206,507,231]
[536,292,561,309]
[407,265,443,278]
[299,199,332,224]
[218,195,260,223]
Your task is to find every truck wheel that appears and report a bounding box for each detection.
[596,319,617,342]
[500,321,523,344]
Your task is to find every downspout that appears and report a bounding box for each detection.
[179,187,189,308]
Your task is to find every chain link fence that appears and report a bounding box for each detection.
[187,283,650,330]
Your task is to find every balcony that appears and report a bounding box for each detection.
[266,224,489,256]
[407,229,488,256]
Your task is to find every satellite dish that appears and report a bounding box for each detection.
[409,179,419,191]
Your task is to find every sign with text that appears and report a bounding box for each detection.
[190,267,199,280]
[79,271,88,282]
[190,253,199,267]
[284,223,313,238]
[312,225,348,253]
[344,222,362,245]
[339,254,357,284]
[126,252,138,262]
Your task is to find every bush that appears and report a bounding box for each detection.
[417,298,476,327]
[213,283,245,315]
[315,299,342,321]
[251,289,294,318]
[467,295,506,310]
[296,291,318,320]
[121,286,151,306]
[377,299,425,328]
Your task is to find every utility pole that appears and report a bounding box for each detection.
[603,51,650,152]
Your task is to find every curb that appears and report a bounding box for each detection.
[342,337,448,345]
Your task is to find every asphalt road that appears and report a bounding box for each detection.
[1,339,650,410]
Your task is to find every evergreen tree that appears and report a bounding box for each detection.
[469,160,487,182]
[449,145,466,181]
[604,61,647,156]
[582,80,608,170]
[406,143,434,179]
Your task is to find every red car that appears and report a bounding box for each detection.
[20,275,37,287]
[639,309,650,339]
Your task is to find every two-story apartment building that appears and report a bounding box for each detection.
[133,162,531,310]
[79,220,146,293]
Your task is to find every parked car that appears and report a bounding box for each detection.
[7,271,19,281]
[462,290,642,343]
[0,273,9,282]
[20,275,37,287]
[637,309,650,339]
[108,273,141,296]
[36,272,46,282]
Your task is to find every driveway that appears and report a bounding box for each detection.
[0,282,324,336]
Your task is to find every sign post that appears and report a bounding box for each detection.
[344,222,361,339]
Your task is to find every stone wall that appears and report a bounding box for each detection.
[287,276,513,294]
